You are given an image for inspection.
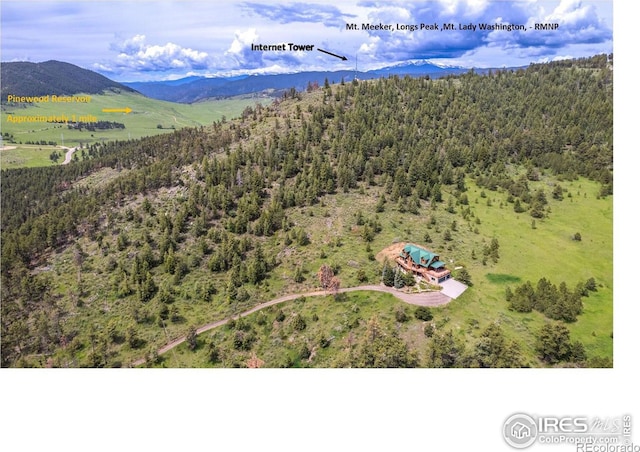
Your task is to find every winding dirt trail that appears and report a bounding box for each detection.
[131,284,451,367]
[60,146,78,164]
[173,115,188,126]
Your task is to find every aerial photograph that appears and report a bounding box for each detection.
[1,0,613,372]
[5,0,635,450]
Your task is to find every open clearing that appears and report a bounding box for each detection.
[376,241,407,263]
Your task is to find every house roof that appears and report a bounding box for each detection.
[401,244,442,269]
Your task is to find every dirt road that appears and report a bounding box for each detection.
[131,284,451,367]
[60,146,78,164]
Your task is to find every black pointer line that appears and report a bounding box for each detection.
[317,48,348,61]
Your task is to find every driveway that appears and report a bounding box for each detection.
[439,278,468,299]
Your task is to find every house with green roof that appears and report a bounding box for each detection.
[397,243,451,284]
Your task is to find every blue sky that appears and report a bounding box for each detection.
[1,0,613,81]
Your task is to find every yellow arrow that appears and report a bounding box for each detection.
[102,107,132,114]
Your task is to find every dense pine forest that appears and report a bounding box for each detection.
[0,55,613,368]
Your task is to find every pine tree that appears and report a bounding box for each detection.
[394,269,405,289]
[536,323,573,364]
[431,183,442,203]
[137,272,157,303]
[585,277,597,292]
[552,184,564,200]
[382,261,395,287]
[457,268,472,286]
[164,248,176,274]
[509,281,535,312]
[469,323,524,368]
[186,326,198,350]
[426,330,464,368]
[505,286,513,302]
[247,243,267,284]
[403,271,416,286]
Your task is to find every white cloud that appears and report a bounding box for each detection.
[355,0,611,66]
[544,0,607,32]
[105,34,209,72]
[227,29,259,56]
[224,28,266,69]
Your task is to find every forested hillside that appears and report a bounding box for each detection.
[0,55,613,368]
[1,60,137,99]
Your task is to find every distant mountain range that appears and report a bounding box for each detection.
[1,60,136,100]
[1,59,509,105]
[122,61,473,103]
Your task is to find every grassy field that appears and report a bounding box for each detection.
[1,91,271,169]
[0,144,60,168]
[457,178,613,360]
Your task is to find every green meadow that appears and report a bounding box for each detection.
[438,177,613,361]
[1,91,270,169]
